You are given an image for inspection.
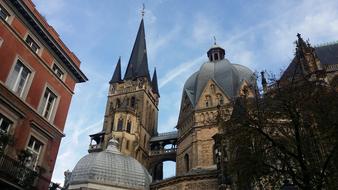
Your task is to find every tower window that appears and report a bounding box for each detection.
[117,118,123,131]
[130,97,136,108]
[214,53,219,61]
[116,99,121,108]
[126,120,132,133]
[184,154,190,172]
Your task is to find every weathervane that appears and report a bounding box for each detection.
[141,3,145,17]
[213,36,217,45]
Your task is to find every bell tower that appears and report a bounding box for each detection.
[99,18,160,167]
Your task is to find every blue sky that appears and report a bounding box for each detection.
[31,0,338,184]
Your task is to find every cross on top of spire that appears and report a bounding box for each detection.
[213,36,217,45]
[141,3,145,17]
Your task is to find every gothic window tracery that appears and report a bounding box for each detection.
[130,96,136,108]
[184,154,190,172]
[217,93,224,105]
[117,117,123,131]
[116,99,121,108]
[205,95,212,107]
[127,120,132,133]
[210,84,215,93]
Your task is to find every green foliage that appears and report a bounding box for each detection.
[0,132,14,154]
[17,149,33,165]
[219,79,338,190]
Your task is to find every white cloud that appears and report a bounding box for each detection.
[148,25,182,65]
[159,55,204,88]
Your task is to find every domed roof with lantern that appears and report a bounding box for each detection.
[183,41,256,107]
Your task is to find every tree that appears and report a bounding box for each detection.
[217,72,338,190]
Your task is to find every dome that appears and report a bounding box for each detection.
[68,139,152,190]
[183,48,255,106]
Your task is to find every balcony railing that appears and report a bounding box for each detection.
[0,154,38,188]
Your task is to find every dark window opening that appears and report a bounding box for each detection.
[126,121,131,133]
[116,99,121,108]
[184,154,190,172]
[214,53,219,61]
[117,118,123,131]
[131,97,136,108]
[0,113,12,134]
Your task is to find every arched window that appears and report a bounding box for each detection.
[130,97,136,108]
[184,154,190,172]
[217,94,224,105]
[117,118,123,131]
[210,84,215,93]
[214,53,219,61]
[205,95,212,107]
[126,120,132,133]
[116,99,121,108]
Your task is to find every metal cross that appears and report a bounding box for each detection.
[141,4,145,17]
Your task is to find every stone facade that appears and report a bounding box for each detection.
[102,76,159,167]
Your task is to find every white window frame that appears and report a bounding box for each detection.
[52,61,65,80]
[6,59,32,98]
[0,4,10,22]
[26,136,43,170]
[25,35,40,54]
[0,113,12,134]
[0,37,3,47]
[40,87,58,121]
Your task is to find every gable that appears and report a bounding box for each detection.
[195,79,229,110]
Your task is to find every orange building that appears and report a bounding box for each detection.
[0,0,87,189]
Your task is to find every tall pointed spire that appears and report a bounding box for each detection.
[110,57,122,84]
[124,19,151,81]
[151,68,160,97]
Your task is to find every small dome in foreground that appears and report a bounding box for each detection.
[68,139,151,190]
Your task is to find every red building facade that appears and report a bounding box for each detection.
[0,0,87,189]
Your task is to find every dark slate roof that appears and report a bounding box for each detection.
[183,59,255,107]
[124,19,150,81]
[281,43,338,80]
[315,43,338,65]
[151,68,160,96]
[109,57,122,84]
